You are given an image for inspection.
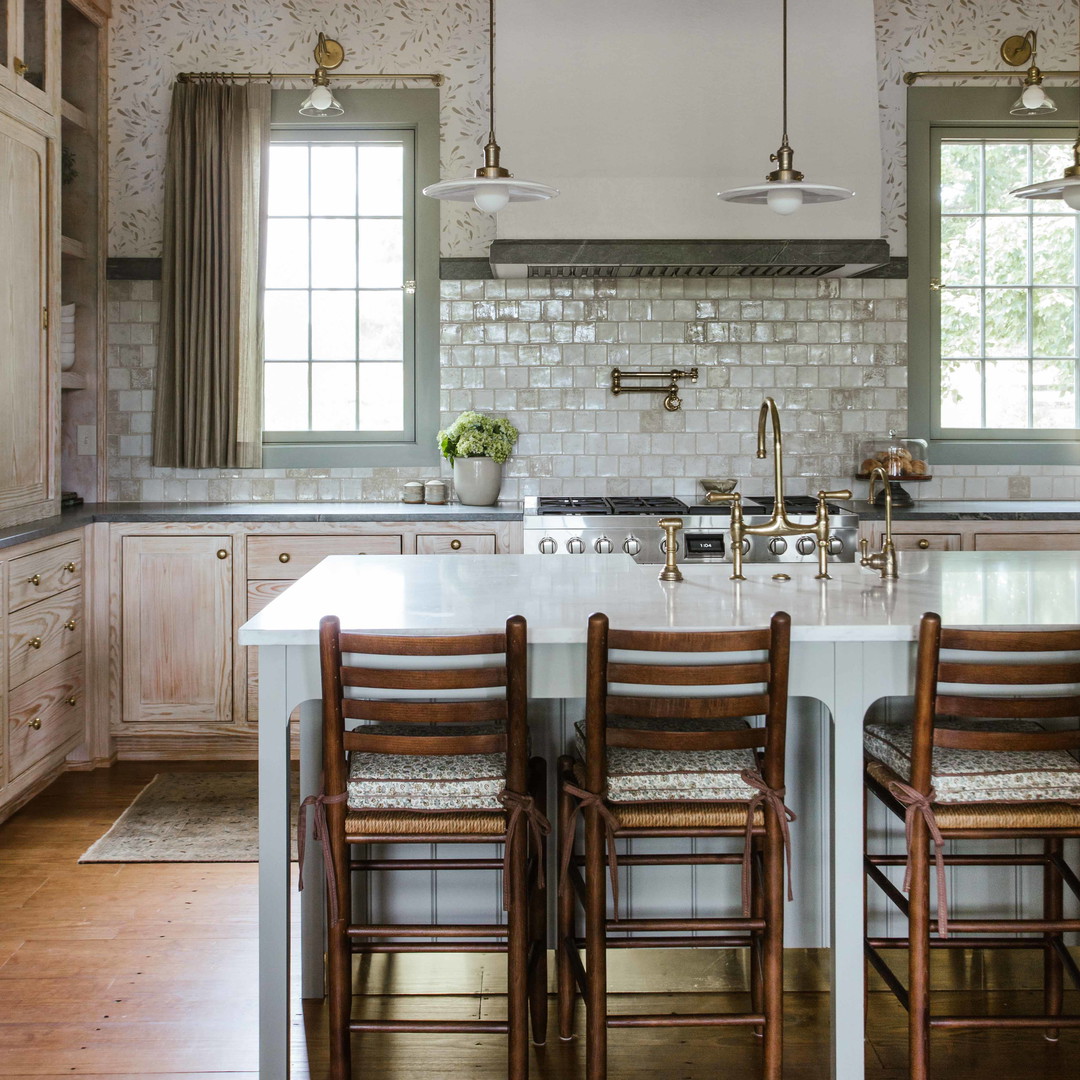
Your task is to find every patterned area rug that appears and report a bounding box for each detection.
[79,772,297,863]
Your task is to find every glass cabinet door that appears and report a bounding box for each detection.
[0,1,15,93]
[0,0,55,109]
[21,0,46,92]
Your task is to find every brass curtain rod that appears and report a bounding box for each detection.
[177,71,444,85]
[905,69,1079,85]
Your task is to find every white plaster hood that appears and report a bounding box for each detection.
[490,0,887,277]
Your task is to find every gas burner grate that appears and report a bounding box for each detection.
[606,496,689,515]
[535,497,611,515]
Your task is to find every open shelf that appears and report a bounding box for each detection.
[60,371,87,391]
[60,98,90,130]
[60,235,88,259]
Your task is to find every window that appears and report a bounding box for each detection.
[262,90,440,467]
[908,88,1080,464]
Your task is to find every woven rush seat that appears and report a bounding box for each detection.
[866,760,1080,829]
[348,722,506,811]
[345,809,509,837]
[865,719,1080,804]
[574,717,760,802]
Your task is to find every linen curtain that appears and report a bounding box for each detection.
[153,80,270,469]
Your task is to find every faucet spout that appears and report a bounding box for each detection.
[756,397,788,526]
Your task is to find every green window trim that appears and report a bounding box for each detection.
[908,86,1080,465]
[262,88,441,469]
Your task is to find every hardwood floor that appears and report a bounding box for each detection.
[0,763,1076,1079]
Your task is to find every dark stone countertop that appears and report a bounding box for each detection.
[0,501,524,552]
[853,500,1080,522]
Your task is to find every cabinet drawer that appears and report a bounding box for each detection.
[974,532,1080,552]
[7,655,85,782]
[8,538,83,612]
[415,533,497,555]
[8,587,83,687]
[892,532,961,552]
[246,535,402,579]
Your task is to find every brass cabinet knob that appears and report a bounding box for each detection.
[27,573,41,586]
[450,539,462,550]
[917,538,930,549]
[63,562,77,573]
[278,552,291,563]
[28,717,41,731]
[13,57,28,78]
[28,636,42,649]
[217,549,229,560]
[65,618,77,631]
[67,695,78,706]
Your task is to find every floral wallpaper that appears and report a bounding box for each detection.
[108,0,497,257]
[110,1,1080,257]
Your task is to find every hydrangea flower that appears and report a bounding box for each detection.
[438,410,519,465]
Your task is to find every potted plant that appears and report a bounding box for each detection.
[438,410,519,506]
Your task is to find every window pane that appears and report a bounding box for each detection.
[358,219,404,288]
[940,288,981,358]
[311,219,358,289]
[358,362,404,430]
[984,143,1029,213]
[264,362,310,430]
[984,216,1028,285]
[984,289,1028,357]
[1034,359,1076,426]
[1033,216,1076,283]
[358,146,404,215]
[1031,143,1074,212]
[941,360,983,427]
[268,145,309,215]
[264,291,309,360]
[985,361,1031,427]
[358,291,404,360]
[311,362,358,430]
[311,146,357,215]
[265,219,309,288]
[940,142,981,214]
[311,291,357,360]
[940,216,981,285]
[1033,290,1075,357]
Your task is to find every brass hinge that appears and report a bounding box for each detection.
[42,308,48,330]
[929,278,941,292]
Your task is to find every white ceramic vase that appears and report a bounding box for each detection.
[453,457,503,506]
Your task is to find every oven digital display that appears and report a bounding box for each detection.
[683,533,726,556]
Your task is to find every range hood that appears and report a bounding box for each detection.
[485,0,888,280]
[488,239,891,279]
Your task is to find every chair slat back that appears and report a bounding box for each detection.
[320,616,529,797]
[909,615,1080,792]
[585,613,791,793]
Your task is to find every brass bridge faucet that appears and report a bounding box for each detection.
[706,397,852,581]
[859,465,898,579]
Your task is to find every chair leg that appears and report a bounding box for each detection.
[584,799,609,1080]
[750,840,764,1038]
[762,816,785,1080]
[556,757,578,1042]
[527,756,549,1046]
[327,840,353,1080]
[507,803,530,1080]
[1044,837,1064,1042]
[907,818,931,1080]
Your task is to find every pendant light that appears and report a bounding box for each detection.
[1011,15,1080,209]
[298,33,345,117]
[717,0,853,215]
[423,0,557,213]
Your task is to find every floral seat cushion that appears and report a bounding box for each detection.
[348,724,506,811]
[864,720,1080,804]
[574,717,760,803]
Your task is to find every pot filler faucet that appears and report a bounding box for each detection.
[705,397,853,581]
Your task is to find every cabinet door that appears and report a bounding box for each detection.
[974,531,1080,551]
[121,536,233,727]
[0,108,50,525]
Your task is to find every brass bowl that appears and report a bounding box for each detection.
[699,478,738,495]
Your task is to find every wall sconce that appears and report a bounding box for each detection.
[299,33,345,116]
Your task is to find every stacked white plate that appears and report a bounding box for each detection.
[60,303,76,370]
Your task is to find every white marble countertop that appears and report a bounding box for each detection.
[238,550,1080,645]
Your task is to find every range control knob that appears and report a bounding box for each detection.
[566,537,585,554]
[768,537,788,555]
[538,536,557,554]
[660,537,679,555]
[737,538,751,556]
[796,536,817,556]
[594,536,613,554]
[623,536,642,556]
[827,536,844,556]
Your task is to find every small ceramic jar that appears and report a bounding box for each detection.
[401,481,424,503]
[424,479,448,505]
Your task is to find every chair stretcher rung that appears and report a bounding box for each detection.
[352,942,508,953]
[608,1012,766,1028]
[605,917,765,932]
[929,1015,1080,1030]
[346,923,507,938]
[594,935,755,949]
[349,1019,509,1033]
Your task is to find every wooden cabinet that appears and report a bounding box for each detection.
[0,0,58,113]
[860,518,1080,553]
[246,533,403,579]
[415,531,497,554]
[120,535,234,731]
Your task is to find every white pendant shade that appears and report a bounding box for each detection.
[299,83,343,116]
[422,177,559,213]
[719,180,855,214]
[1011,175,1080,209]
[1010,83,1056,116]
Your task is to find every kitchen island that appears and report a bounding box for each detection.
[240,550,1080,1080]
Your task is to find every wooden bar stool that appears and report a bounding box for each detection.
[557,611,793,1080]
[302,614,549,1080]
[864,612,1080,1079]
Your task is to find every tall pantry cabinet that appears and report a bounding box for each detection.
[0,0,108,529]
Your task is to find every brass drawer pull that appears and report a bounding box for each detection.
[450,539,462,550]
[63,562,77,573]
[27,573,41,586]
[67,695,78,706]
[217,549,229,560]
[28,717,41,731]
[917,538,930,549]
[65,618,78,631]
[278,552,291,563]
[28,636,42,649]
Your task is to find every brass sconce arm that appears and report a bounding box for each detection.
[610,368,698,412]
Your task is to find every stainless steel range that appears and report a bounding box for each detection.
[523,495,859,566]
